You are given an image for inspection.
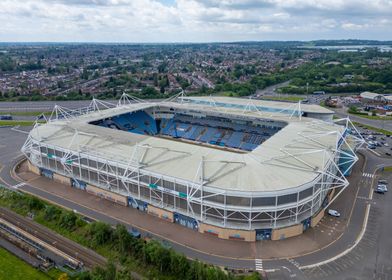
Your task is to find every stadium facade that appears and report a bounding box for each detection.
[22,94,364,241]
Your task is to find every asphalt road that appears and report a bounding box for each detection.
[254,81,290,98]
[0,126,391,279]
[333,107,392,132]
[0,100,117,112]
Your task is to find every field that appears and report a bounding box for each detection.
[0,247,50,280]
[260,95,305,102]
[0,120,45,126]
[383,166,392,172]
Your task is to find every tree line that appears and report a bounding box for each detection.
[0,188,261,280]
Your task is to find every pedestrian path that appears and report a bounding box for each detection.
[255,259,263,271]
[362,172,374,178]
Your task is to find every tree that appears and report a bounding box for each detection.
[113,224,131,254]
[88,222,113,247]
[158,62,167,73]
[44,205,61,221]
[57,273,69,280]
[58,211,78,230]
[90,262,116,280]
[26,196,44,211]
[170,252,190,278]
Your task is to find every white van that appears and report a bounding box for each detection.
[328,209,341,217]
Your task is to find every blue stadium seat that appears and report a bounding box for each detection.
[94,111,280,152]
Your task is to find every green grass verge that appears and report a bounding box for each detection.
[215,91,239,97]
[353,122,392,136]
[261,95,305,102]
[349,112,392,121]
[383,166,392,172]
[0,246,50,280]
[0,187,260,280]
[0,120,45,126]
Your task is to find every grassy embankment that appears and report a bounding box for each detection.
[348,112,392,121]
[260,95,305,102]
[0,120,43,126]
[0,246,53,280]
[0,186,261,280]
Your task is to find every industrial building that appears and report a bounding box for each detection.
[22,94,364,241]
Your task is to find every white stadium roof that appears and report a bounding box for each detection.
[29,99,346,194]
[181,96,334,115]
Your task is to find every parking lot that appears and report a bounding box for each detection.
[354,125,392,158]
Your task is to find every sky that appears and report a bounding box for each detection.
[0,0,391,42]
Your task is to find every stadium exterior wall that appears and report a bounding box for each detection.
[26,159,333,241]
[25,149,340,243]
[25,136,339,231]
[54,173,71,186]
[27,160,40,176]
[86,184,128,206]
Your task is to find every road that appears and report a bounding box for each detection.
[253,81,290,98]
[1,126,391,279]
[333,107,392,132]
[0,100,116,112]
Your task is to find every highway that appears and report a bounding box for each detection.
[0,100,116,112]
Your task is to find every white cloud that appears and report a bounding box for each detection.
[0,0,391,41]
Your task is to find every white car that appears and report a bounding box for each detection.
[384,143,389,147]
[328,209,341,217]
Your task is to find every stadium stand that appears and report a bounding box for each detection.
[92,110,281,151]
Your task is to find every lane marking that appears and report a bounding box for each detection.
[362,172,374,178]
[12,182,25,189]
[366,148,381,157]
[11,125,29,134]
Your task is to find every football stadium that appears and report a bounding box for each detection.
[22,94,364,241]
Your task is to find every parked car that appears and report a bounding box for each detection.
[377,184,388,192]
[328,209,341,217]
[384,143,389,147]
[0,114,12,120]
[386,152,391,156]
[375,186,386,194]
[378,179,388,185]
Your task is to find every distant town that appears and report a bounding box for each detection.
[1,41,391,103]
[0,42,327,101]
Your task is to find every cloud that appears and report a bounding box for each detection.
[0,0,391,42]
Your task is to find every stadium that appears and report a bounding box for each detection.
[22,94,364,241]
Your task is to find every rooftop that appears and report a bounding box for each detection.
[180,96,334,115]
[29,99,344,195]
